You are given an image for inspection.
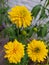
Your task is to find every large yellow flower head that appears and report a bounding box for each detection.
[4,39,25,64]
[27,39,48,62]
[8,6,32,28]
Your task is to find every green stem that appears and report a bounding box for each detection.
[17,28,20,40]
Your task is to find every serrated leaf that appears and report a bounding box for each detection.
[31,5,41,18]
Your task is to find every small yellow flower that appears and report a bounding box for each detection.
[8,6,32,28]
[4,39,25,64]
[27,39,48,62]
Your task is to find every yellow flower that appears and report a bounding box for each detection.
[4,39,25,64]
[8,6,32,28]
[27,39,48,62]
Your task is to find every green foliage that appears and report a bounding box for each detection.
[31,5,48,20]
[0,0,10,25]
[31,5,41,18]
[4,26,16,41]
[31,0,49,20]
[39,7,48,19]
[41,24,47,37]
[0,7,9,14]
[37,24,47,37]
[21,53,28,65]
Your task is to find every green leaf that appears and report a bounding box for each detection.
[0,7,9,14]
[39,7,48,20]
[21,53,28,65]
[31,5,41,18]
[41,25,47,37]
[37,24,47,37]
[37,26,42,37]
[4,26,16,40]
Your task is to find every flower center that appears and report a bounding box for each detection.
[34,47,40,53]
[20,10,26,17]
[12,48,16,54]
